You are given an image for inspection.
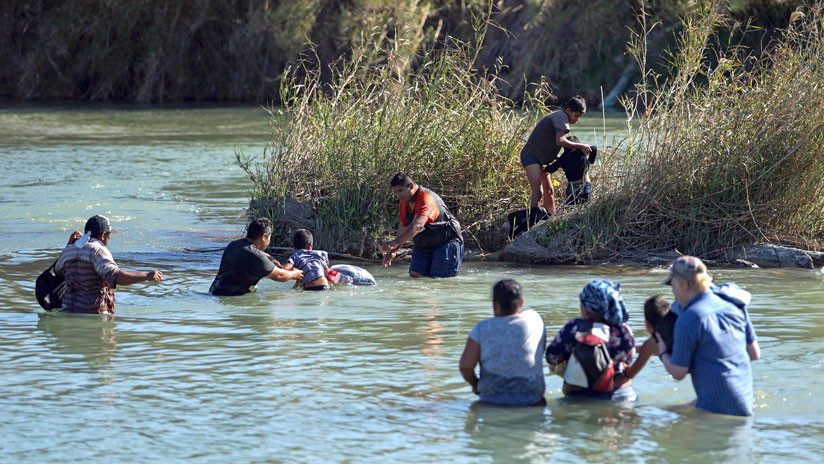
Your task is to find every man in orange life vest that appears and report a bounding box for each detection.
[381,172,464,278]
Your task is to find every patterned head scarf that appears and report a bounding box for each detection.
[579,280,629,325]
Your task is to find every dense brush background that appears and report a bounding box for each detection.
[0,0,805,105]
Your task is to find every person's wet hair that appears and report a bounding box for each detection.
[493,279,523,316]
[293,228,314,250]
[565,95,586,113]
[390,172,414,188]
[246,217,273,240]
[644,295,671,327]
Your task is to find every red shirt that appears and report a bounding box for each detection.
[399,189,439,226]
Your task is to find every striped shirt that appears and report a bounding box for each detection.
[55,238,119,314]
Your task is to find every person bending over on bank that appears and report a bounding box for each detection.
[546,280,637,401]
[56,215,162,315]
[657,256,761,416]
[520,95,592,213]
[209,218,302,296]
[281,229,331,291]
[459,279,547,406]
[545,135,597,206]
[381,172,464,278]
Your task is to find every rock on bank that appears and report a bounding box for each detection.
[498,223,823,269]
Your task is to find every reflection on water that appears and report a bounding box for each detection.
[464,402,556,463]
[1,105,824,463]
[37,313,119,370]
[647,409,756,463]
[547,399,644,460]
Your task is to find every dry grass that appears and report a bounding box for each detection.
[541,0,824,260]
[237,21,553,255]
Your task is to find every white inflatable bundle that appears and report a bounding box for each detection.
[329,264,377,286]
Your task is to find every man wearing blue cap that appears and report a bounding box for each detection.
[656,256,761,416]
[55,215,163,314]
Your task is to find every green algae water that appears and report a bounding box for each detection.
[1,104,823,463]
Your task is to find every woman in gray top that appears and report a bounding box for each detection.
[459,279,547,406]
[520,96,593,214]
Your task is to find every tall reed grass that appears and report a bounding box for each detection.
[238,25,550,255]
[543,0,824,261]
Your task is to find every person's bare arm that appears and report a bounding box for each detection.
[748,341,761,361]
[623,337,656,379]
[116,270,162,286]
[261,251,282,268]
[459,337,481,395]
[656,333,689,380]
[267,267,302,282]
[66,231,82,246]
[381,224,404,268]
[555,132,592,154]
[384,215,428,251]
[381,217,427,267]
[280,262,300,288]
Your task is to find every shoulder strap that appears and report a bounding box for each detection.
[45,258,59,273]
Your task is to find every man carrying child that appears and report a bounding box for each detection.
[656,256,761,416]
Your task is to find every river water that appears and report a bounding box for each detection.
[1,105,823,463]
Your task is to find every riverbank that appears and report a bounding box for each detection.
[494,222,824,269]
[521,2,824,267]
[241,1,824,269]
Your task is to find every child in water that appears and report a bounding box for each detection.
[282,229,331,291]
[621,295,672,380]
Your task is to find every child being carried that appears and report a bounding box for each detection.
[620,295,675,380]
[283,229,331,291]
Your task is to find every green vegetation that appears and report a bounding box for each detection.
[6,0,820,261]
[237,22,547,254]
[543,0,824,261]
[239,1,824,260]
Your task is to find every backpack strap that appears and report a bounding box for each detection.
[45,258,59,273]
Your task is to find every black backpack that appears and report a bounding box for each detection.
[563,320,615,392]
[35,260,65,311]
[507,206,550,239]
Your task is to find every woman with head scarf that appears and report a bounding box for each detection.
[545,280,637,401]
